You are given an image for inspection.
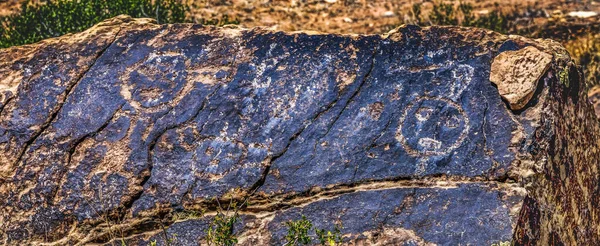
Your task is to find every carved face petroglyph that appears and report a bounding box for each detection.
[396,97,469,157]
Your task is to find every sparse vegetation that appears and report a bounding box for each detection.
[82,191,127,246]
[206,200,242,246]
[172,209,204,221]
[413,2,514,34]
[196,14,240,26]
[315,225,343,246]
[206,212,239,246]
[410,1,600,94]
[565,34,600,89]
[285,216,313,245]
[0,0,188,48]
[284,215,343,246]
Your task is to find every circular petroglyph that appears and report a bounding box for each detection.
[396,96,469,157]
[121,52,187,108]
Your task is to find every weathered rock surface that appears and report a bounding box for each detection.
[489,46,553,110]
[0,15,598,245]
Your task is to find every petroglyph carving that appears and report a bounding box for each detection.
[121,51,188,109]
[396,96,469,157]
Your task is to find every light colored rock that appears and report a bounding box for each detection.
[490,46,553,110]
[568,11,598,19]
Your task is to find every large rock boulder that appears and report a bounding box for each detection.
[0,15,598,245]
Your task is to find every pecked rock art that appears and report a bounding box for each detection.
[0,15,599,245]
[396,96,469,157]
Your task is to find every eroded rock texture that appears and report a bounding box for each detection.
[0,15,597,245]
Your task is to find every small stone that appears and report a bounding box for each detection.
[383,11,395,17]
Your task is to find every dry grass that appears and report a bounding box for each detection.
[565,34,600,89]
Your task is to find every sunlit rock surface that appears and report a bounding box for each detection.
[0,15,598,245]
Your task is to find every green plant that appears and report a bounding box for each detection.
[473,8,511,34]
[411,3,422,25]
[457,3,475,25]
[206,213,238,246]
[491,241,511,246]
[284,216,343,246]
[285,215,313,245]
[558,66,571,87]
[196,14,240,26]
[0,0,189,48]
[429,2,458,26]
[424,2,513,34]
[565,34,600,90]
[172,210,204,221]
[315,224,342,246]
[206,200,241,246]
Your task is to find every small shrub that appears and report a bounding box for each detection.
[285,215,314,245]
[284,215,343,246]
[565,34,600,90]
[420,2,513,34]
[457,2,475,26]
[315,225,342,246]
[206,201,241,246]
[429,2,458,26]
[196,14,240,26]
[206,213,239,246]
[0,0,189,48]
[473,8,511,34]
[411,3,422,25]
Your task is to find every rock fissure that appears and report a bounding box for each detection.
[50,104,126,206]
[0,95,13,119]
[74,175,517,245]
[247,175,517,212]
[247,47,379,196]
[294,46,380,185]
[9,25,124,173]
[128,83,227,217]
[318,47,378,145]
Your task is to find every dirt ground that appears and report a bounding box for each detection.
[188,0,600,34]
[0,0,22,16]
[2,0,600,35]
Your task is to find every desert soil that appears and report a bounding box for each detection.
[2,0,600,35]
